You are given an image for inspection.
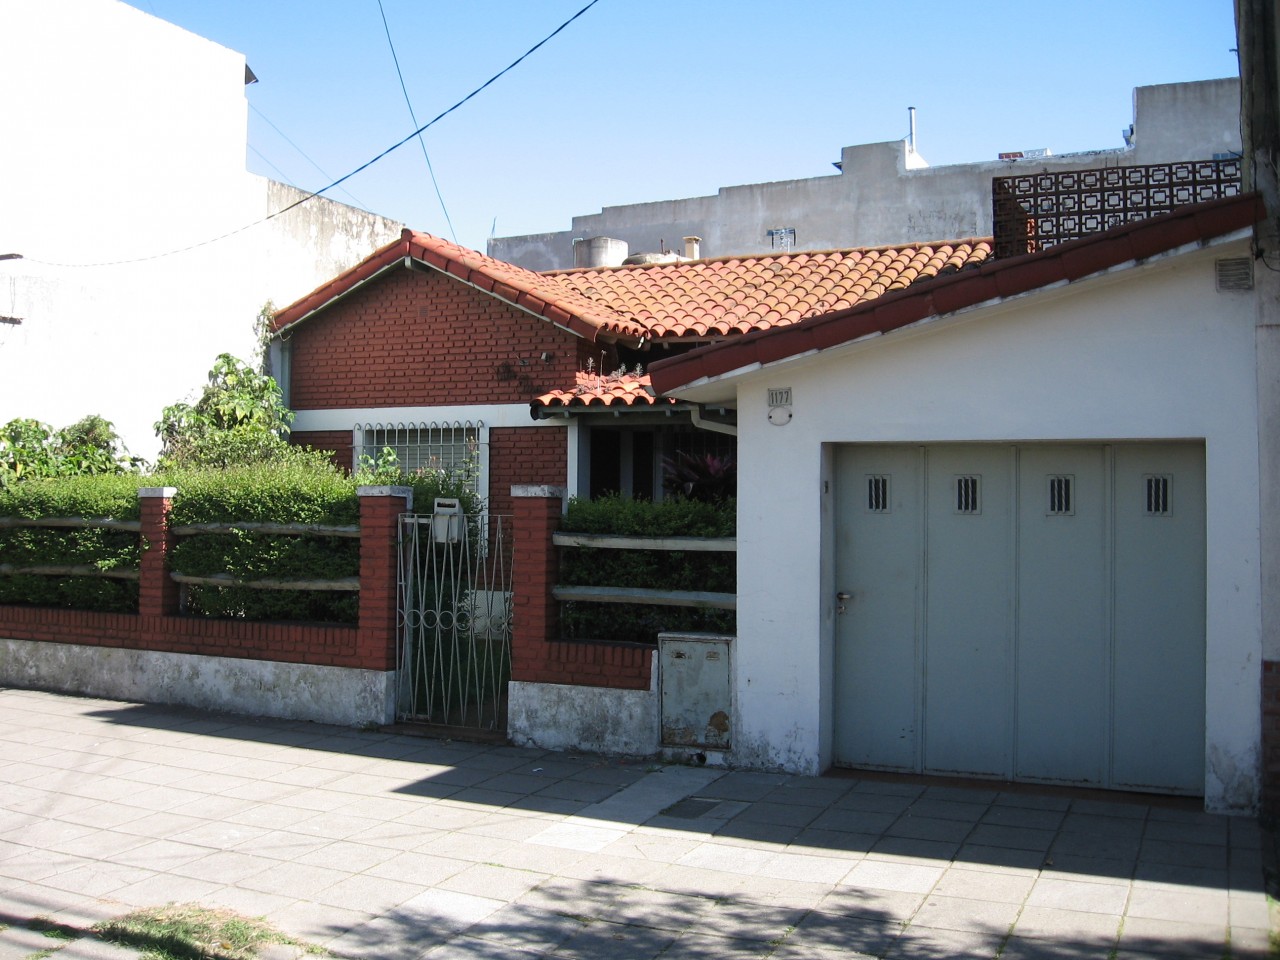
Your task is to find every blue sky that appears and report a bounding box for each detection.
[128,0,1240,252]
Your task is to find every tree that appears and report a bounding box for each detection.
[154,354,295,469]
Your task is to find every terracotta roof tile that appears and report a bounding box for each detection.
[531,371,676,414]
[544,241,993,340]
[274,231,993,347]
[272,229,646,342]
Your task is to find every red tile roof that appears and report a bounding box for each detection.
[532,371,675,416]
[272,229,993,347]
[648,194,1265,397]
[272,229,648,342]
[547,242,992,340]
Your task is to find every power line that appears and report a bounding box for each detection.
[30,0,604,269]
[248,143,299,187]
[377,0,456,243]
[269,0,603,222]
[249,103,367,208]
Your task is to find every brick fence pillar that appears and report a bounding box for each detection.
[357,485,413,671]
[511,485,564,682]
[138,487,179,618]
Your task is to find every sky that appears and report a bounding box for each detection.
[125,0,1240,253]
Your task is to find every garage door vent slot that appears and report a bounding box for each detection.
[867,476,890,512]
[1145,475,1171,515]
[1048,475,1074,515]
[956,476,981,514]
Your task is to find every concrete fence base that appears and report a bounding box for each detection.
[0,637,396,727]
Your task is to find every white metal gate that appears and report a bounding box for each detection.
[396,510,513,733]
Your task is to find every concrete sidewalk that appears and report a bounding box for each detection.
[0,688,1272,959]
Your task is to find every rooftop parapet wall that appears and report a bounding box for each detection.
[489,79,1241,270]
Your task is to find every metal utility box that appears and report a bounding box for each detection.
[659,632,732,749]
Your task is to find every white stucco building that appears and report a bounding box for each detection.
[490,78,1241,271]
[650,195,1265,812]
[0,0,402,461]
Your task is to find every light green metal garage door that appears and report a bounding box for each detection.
[832,442,1205,795]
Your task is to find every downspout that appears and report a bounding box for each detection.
[690,405,737,437]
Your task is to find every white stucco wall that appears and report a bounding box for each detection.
[0,0,401,462]
[489,79,1240,270]
[701,238,1262,812]
[0,638,396,727]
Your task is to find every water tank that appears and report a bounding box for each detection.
[573,236,628,269]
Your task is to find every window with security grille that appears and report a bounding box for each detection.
[356,422,484,495]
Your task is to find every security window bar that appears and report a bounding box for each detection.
[357,422,484,497]
[956,476,981,514]
[867,476,890,513]
[1145,475,1171,515]
[1048,475,1074,516]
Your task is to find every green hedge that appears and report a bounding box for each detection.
[557,495,736,645]
[0,474,146,612]
[165,460,480,624]
[0,455,484,623]
[166,462,361,623]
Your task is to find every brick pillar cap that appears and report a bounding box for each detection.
[138,487,178,498]
[357,485,413,510]
[512,485,566,498]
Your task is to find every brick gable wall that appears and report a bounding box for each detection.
[287,266,612,411]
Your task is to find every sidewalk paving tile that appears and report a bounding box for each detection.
[1,689,1277,960]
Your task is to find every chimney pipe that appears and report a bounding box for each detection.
[683,236,702,259]
[908,106,917,154]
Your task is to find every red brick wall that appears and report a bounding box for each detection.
[1264,660,1280,811]
[519,640,653,691]
[488,427,566,520]
[0,606,367,667]
[287,266,613,410]
[292,430,354,471]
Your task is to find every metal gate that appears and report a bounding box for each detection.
[396,507,513,733]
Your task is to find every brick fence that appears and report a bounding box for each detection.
[508,485,653,692]
[0,486,411,726]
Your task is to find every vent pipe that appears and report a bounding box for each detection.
[908,106,917,154]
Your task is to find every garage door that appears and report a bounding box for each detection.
[832,443,1205,794]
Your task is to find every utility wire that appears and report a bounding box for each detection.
[248,143,300,188]
[377,0,456,242]
[31,0,604,268]
[250,103,367,208]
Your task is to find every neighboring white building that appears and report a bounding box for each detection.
[0,0,402,461]
[650,195,1265,813]
[489,78,1241,271]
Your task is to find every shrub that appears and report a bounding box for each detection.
[164,458,361,623]
[154,354,295,470]
[557,494,736,644]
[0,416,140,488]
[0,474,146,612]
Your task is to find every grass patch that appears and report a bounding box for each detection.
[28,916,79,940]
[93,904,321,960]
